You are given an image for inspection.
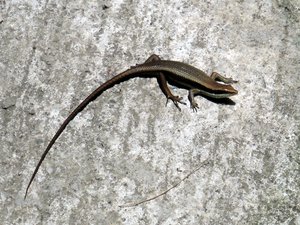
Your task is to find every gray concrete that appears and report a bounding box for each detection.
[1,0,299,224]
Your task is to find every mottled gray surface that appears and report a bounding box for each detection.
[1,0,299,224]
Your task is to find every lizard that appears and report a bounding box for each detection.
[24,54,238,199]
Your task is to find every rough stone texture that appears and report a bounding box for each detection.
[0,0,299,224]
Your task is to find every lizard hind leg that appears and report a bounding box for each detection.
[144,54,162,63]
[130,54,161,68]
[158,74,186,111]
[145,55,185,110]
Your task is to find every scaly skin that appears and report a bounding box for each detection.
[24,54,238,198]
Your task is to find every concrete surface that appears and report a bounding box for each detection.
[0,0,299,224]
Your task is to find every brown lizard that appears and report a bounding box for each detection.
[25,54,238,198]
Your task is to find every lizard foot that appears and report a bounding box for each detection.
[166,95,186,111]
[190,101,199,112]
[225,77,238,84]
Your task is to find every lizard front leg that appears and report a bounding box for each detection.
[188,89,200,112]
[210,72,238,84]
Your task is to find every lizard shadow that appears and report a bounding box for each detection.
[165,79,236,106]
[196,94,236,105]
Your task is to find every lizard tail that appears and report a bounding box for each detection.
[24,67,150,199]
